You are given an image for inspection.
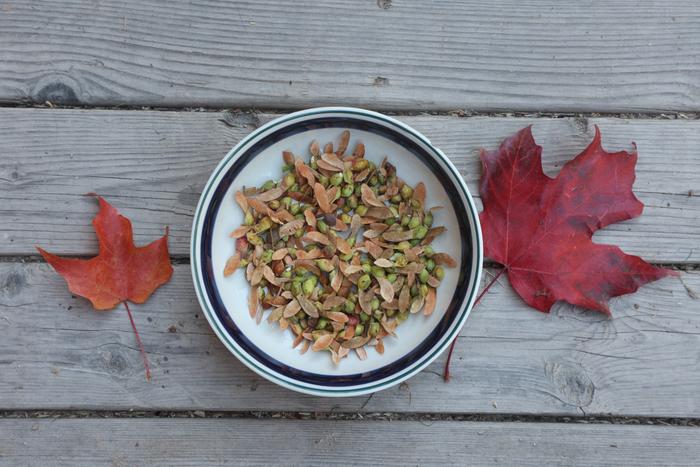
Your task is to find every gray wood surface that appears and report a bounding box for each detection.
[1,262,697,416]
[2,108,698,262]
[1,1,699,112]
[1,418,698,467]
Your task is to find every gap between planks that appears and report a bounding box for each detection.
[0,410,699,427]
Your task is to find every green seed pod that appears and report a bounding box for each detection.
[254,216,272,233]
[368,176,378,186]
[310,158,318,170]
[316,318,328,330]
[371,266,386,278]
[282,163,293,173]
[385,218,396,226]
[246,231,263,246]
[244,210,255,226]
[371,297,380,311]
[373,310,383,320]
[353,159,369,171]
[425,258,435,272]
[434,266,445,280]
[393,254,408,268]
[291,281,302,296]
[316,219,329,234]
[397,311,409,322]
[362,263,372,273]
[423,212,433,227]
[340,213,352,224]
[400,183,414,200]
[418,268,430,283]
[408,215,421,230]
[369,321,381,337]
[289,182,299,192]
[282,269,292,278]
[347,194,358,209]
[400,215,410,227]
[295,310,305,320]
[414,225,429,239]
[330,172,344,186]
[294,229,304,238]
[319,175,329,186]
[420,284,429,297]
[423,245,434,257]
[261,250,273,264]
[389,206,399,218]
[396,241,411,251]
[281,196,292,209]
[387,273,397,283]
[284,173,296,187]
[341,184,354,197]
[386,309,396,317]
[355,205,368,216]
[343,168,353,184]
[354,323,365,336]
[347,236,356,247]
[239,258,249,268]
[391,194,402,204]
[289,203,301,215]
[339,252,353,261]
[316,258,334,272]
[343,300,354,313]
[410,284,419,297]
[261,180,276,191]
[377,174,386,184]
[302,276,318,295]
[287,247,297,258]
[358,274,371,290]
[360,312,370,322]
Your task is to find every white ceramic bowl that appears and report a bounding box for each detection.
[191,107,482,396]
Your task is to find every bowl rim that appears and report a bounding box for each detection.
[191,106,483,396]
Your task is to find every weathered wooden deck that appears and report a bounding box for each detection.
[1,1,699,465]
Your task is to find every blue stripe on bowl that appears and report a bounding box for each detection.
[199,116,473,386]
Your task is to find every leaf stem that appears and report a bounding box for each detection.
[124,301,152,381]
[443,268,505,382]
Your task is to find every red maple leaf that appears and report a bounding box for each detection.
[479,125,676,313]
[38,196,173,380]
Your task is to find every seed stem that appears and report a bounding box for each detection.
[443,268,504,382]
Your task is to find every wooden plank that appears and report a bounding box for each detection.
[1,262,697,416]
[1,1,699,112]
[1,108,698,262]
[1,418,698,467]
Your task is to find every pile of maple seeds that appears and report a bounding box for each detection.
[224,130,456,363]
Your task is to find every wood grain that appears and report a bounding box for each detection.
[1,0,699,112]
[1,108,698,261]
[1,262,697,416]
[1,418,698,467]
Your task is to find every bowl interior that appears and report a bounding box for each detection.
[211,126,463,376]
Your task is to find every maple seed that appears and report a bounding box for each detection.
[37,196,173,381]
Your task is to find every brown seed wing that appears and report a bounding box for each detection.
[424,287,437,316]
[229,226,250,239]
[303,209,317,228]
[223,253,241,277]
[234,191,248,212]
[248,286,259,318]
[336,130,350,156]
[421,226,447,245]
[295,159,316,186]
[378,277,394,302]
[325,311,349,323]
[313,183,332,213]
[398,285,410,312]
[279,219,304,237]
[335,237,352,255]
[255,186,285,202]
[309,140,320,157]
[304,231,331,245]
[322,295,346,309]
[271,248,289,261]
[413,182,426,205]
[312,334,334,351]
[364,207,393,219]
[433,252,458,268]
[382,229,414,242]
[361,184,385,207]
[374,258,393,268]
[297,295,319,318]
[410,296,425,314]
[321,151,346,170]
